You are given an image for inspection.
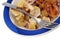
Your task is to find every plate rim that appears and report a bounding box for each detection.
[3,0,60,35]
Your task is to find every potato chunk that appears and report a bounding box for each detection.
[17,0,26,8]
[42,16,50,22]
[28,18,36,29]
[10,9,20,16]
[41,10,48,17]
[30,6,41,17]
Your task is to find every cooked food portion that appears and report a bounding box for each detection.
[10,0,59,30]
[30,6,41,17]
[36,0,58,20]
[28,18,36,29]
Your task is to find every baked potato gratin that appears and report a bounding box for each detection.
[10,0,59,30]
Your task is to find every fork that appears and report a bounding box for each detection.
[3,2,59,29]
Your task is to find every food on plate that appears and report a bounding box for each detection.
[10,0,59,30]
[42,16,51,22]
[30,6,41,17]
[28,18,36,29]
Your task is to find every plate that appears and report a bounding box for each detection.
[4,0,60,35]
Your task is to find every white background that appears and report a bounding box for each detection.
[0,0,60,40]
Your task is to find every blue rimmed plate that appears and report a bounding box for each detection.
[4,0,60,35]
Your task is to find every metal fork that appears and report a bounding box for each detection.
[3,2,59,29]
